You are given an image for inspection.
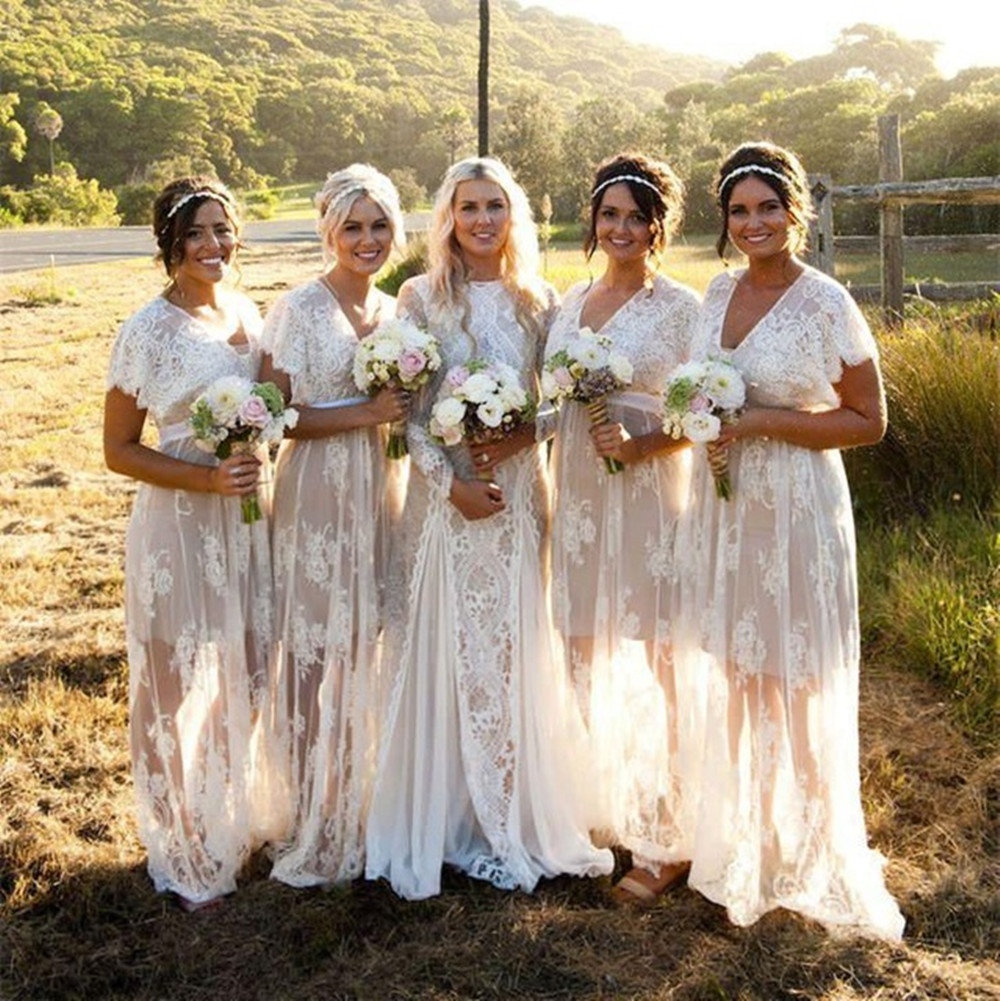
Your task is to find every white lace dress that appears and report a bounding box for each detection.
[258,279,405,886]
[364,277,614,899]
[678,266,904,940]
[547,275,701,865]
[106,295,273,905]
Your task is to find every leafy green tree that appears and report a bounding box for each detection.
[0,93,28,177]
[494,88,562,215]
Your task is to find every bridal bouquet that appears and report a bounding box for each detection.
[662,357,746,500]
[541,326,634,474]
[429,360,535,475]
[190,376,298,523]
[354,317,442,458]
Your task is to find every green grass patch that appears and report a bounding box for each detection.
[859,508,1000,747]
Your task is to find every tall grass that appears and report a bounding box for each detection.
[858,508,1000,746]
[846,302,1000,518]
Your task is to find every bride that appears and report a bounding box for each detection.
[365,156,613,899]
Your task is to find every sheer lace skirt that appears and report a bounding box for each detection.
[125,477,272,904]
[550,399,697,866]
[257,431,403,887]
[676,441,904,940]
[365,445,613,899]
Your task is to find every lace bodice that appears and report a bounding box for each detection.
[546,275,701,395]
[106,296,262,429]
[692,267,878,411]
[261,279,395,404]
[398,276,557,496]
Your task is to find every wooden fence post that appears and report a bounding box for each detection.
[806,174,835,276]
[879,114,905,327]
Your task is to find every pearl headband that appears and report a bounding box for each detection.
[591,173,663,201]
[164,190,231,221]
[718,164,790,195]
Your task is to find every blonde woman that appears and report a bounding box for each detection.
[256,164,409,886]
[365,157,613,899]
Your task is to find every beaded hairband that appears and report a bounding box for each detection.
[718,164,790,194]
[164,190,231,221]
[591,173,663,200]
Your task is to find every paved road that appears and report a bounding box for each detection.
[0,214,430,274]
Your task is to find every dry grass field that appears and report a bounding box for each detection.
[1,240,998,1000]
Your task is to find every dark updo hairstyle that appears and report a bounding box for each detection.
[152,176,242,276]
[714,141,812,259]
[585,152,684,272]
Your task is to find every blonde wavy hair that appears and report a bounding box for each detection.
[425,157,549,344]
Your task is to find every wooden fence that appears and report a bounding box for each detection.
[805,115,1000,326]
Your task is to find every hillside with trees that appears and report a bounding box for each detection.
[0,2,997,230]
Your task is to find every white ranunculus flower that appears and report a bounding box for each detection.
[608,352,634,384]
[477,399,505,428]
[570,341,607,369]
[432,396,466,429]
[372,338,401,362]
[498,384,527,411]
[460,372,497,404]
[704,360,746,410]
[682,410,722,443]
[205,376,252,423]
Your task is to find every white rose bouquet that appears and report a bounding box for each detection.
[662,357,746,499]
[353,317,442,458]
[429,360,535,477]
[189,376,299,523]
[541,325,634,474]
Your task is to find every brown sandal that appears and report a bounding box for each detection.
[609,861,691,909]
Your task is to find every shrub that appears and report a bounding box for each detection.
[114,183,158,226]
[10,164,119,226]
[242,186,278,220]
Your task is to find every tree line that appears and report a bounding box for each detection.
[0,1,996,234]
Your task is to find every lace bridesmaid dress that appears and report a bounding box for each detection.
[547,275,701,867]
[678,265,904,940]
[106,295,273,906]
[365,276,613,899]
[257,279,405,886]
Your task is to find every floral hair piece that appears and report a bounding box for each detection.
[164,190,232,222]
[591,173,663,201]
[718,164,790,196]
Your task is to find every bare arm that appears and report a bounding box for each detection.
[590,422,692,466]
[103,387,260,495]
[257,351,409,441]
[719,358,886,450]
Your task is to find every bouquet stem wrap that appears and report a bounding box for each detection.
[706,442,732,500]
[231,441,263,524]
[585,397,624,475]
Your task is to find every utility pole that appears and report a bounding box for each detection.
[478,0,489,156]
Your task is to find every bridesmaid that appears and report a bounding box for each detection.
[104,177,271,911]
[365,156,613,900]
[679,141,904,939]
[546,153,701,906]
[257,164,409,886]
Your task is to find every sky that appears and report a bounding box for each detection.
[523,0,996,78]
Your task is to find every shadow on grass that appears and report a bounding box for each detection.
[1,651,127,699]
[1,854,911,1001]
